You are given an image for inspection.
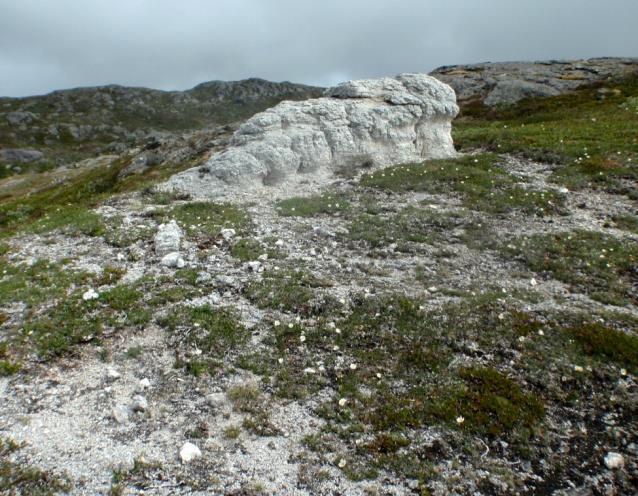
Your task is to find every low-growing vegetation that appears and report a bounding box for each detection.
[360,153,567,216]
[454,75,638,196]
[504,229,638,305]
[276,193,350,217]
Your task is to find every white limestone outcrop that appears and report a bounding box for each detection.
[166,74,458,196]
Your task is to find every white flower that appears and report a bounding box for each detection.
[538,330,544,336]
[376,372,382,379]
[333,345,340,351]
[620,368,627,376]
[456,416,465,424]
[278,358,284,364]
[273,320,281,327]
[288,323,294,328]
[300,335,306,343]
[530,278,538,286]
[338,458,347,468]
[574,365,584,372]
[338,398,347,407]
[303,367,316,374]
[349,363,357,370]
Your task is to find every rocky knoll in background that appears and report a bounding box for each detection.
[431,57,638,106]
[167,74,459,196]
[0,78,323,176]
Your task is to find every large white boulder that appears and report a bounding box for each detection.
[166,74,458,196]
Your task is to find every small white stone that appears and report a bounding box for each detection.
[220,228,236,241]
[558,187,569,194]
[604,452,625,469]
[275,239,284,247]
[106,367,121,380]
[131,395,148,412]
[530,278,538,286]
[427,286,438,293]
[138,378,151,390]
[82,288,99,301]
[574,365,584,372]
[258,253,269,261]
[161,252,185,268]
[349,363,357,370]
[338,458,347,468]
[111,405,130,424]
[180,442,202,463]
[620,368,627,376]
[246,261,261,272]
[303,367,316,374]
[338,398,347,407]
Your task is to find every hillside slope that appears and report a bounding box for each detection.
[0,68,637,495]
[0,79,324,176]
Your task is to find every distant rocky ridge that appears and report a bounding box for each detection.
[430,57,638,106]
[0,78,323,175]
[166,74,458,196]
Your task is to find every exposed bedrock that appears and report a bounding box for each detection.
[165,74,459,195]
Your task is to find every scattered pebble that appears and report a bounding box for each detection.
[180,442,202,463]
[220,228,236,241]
[106,367,121,381]
[82,288,99,301]
[131,395,148,413]
[604,452,625,469]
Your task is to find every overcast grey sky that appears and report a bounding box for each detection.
[1,0,636,97]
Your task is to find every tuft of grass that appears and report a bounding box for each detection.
[453,75,638,195]
[160,305,248,376]
[25,205,105,237]
[276,193,350,217]
[245,269,331,314]
[346,207,465,249]
[611,213,638,234]
[125,345,143,359]
[1,437,71,495]
[428,366,545,438]
[230,238,284,262]
[565,320,638,372]
[360,154,567,216]
[504,230,637,305]
[167,202,250,238]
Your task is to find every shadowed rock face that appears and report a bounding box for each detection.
[166,74,459,195]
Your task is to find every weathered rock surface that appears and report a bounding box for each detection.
[154,220,183,256]
[0,148,45,163]
[165,74,458,195]
[431,57,638,106]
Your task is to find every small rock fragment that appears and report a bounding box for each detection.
[106,367,121,381]
[131,395,148,413]
[154,220,183,256]
[82,288,99,301]
[220,228,236,241]
[180,442,202,463]
[161,252,186,268]
[246,261,261,272]
[112,405,130,425]
[138,378,151,391]
[604,452,625,469]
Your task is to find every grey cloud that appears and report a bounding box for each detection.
[0,0,636,96]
